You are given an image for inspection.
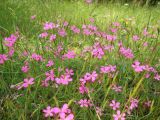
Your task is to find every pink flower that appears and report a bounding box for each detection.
[31,15,36,20]
[100,65,116,74]
[31,53,43,61]
[129,98,139,110]
[22,78,34,88]
[92,47,104,59]
[118,41,123,47]
[91,42,104,59]
[43,22,55,30]
[21,65,29,73]
[111,84,122,92]
[144,100,151,107]
[70,25,80,34]
[63,50,76,59]
[60,104,71,114]
[101,32,107,38]
[58,104,73,120]
[80,77,87,84]
[43,106,55,117]
[65,68,74,76]
[54,44,63,57]
[46,60,54,67]
[4,34,17,47]
[43,104,74,120]
[113,22,120,27]
[154,74,160,81]
[132,35,140,41]
[145,73,150,78]
[96,107,103,116]
[110,100,120,110]
[78,99,93,107]
[143,28,148,36]
[85,0,92,4]
[63,21,69,27]
[144,65,153,72]
[89,18,94,23]
[132,61,145,72]
[113,110,126,120]
[110,28,118,33]
[88,25,97,31]
[0,54,8,64]
[41,80,49,87]
[8,48,14,57]
[84,71,98,82]
[58,67,63,72]
[119,47,134,59]
[83,29,92,36]
[45,70,55,81]
[126,98,139,114]
[58,28,67,37]
[50,34,56,41]
[22,51,28,56]
[55,75,72,85]
[52,107,61,114]
[106,35,116,41]
[61,113,74,120]
[39,32,48,38]
[80,71,98,85]
[143,42,148,47]
[79,85,88,94]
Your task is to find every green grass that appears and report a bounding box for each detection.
[0,0,160,120]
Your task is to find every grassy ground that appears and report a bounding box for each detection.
[0,0,160,120]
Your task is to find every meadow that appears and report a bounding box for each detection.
[0,0,160,120]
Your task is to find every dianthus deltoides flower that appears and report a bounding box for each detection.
[78,99,93,108]
[126,98,139,114]
[43,22,56,30]
[8,47,14,57]
[50,34,56,41]
[100,65,116,74]
[62,50,76,59]
[106,34,116,41]
[85,0,92,4]
[43,104,74,120]
[109,100,120,110]
[4,34,18,47]
[111,84,122,92]
[113,110,126,120]
[119,46,134,59]
[154,74,160,81]
[22,78,34,88]
[45,70,55,81]
[80,71,98,84]
[132,35,140,41]
[91,42,104,59]
[39,32,48,38]
[70,25,80,34]
[0,54,8,64]
[55,75,73,85]
[43,68,74,86]
[132,61,145,72]
[21,65,29,73]
[79,85,88,94]
[79,71,97,94]
[31,53,43,61]
[46,60,54,67]
[58,28,67,37]
[65,68,74,76]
